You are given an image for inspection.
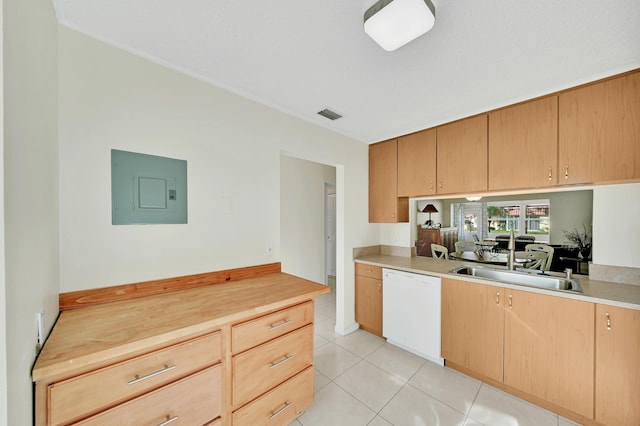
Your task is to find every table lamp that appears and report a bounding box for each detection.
[421,203,438,226]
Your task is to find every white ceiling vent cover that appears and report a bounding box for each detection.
[317,108,343,120]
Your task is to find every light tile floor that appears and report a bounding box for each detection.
[289,289,583,426]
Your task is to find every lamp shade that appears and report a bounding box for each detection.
[364,0,435,51]
[421,204,438,213]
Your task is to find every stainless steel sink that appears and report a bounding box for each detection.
[449,265,583,293]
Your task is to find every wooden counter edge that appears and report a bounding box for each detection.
[59,262,282,310]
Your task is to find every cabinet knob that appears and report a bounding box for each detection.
[606,312,611,330]
[439,181,443,189]
[508,294,513,308]
[547,167,553,181]
[564,165,569,180]
[495,291,500,305]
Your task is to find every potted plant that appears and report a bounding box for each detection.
[563,224,592,259]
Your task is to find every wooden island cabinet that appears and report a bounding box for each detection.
[32,269,329,426]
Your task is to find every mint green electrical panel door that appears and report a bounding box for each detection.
[111,149,187,225]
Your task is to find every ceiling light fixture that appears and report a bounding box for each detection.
[364,0,436,51]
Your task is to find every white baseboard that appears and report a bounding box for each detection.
[334,321,360,336]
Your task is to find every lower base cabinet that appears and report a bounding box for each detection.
[355,264,383,336]
[595,304,640,426]
[503,289,594,418]
[77,365,222,425]
[233,367,314,426]
[442,278,595,421]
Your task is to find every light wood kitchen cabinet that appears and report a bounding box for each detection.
[355,263,383,336]
[488,96,558,190]
[559,70,640,185]
[595,304,640,426]
[76,365,222,426]
[504,289,595,419]
[232,325,313,408]
[46,332,222,426]
[443,278,595,420]
[436,114,488,194]
[397,129,437,197]
[231,302,316,422]
[369,139,408,223]
[233,366,314,426]
[441,278,504,382]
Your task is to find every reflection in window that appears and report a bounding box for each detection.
[486,200,550,241]
[525,204,550,236]
[487,205,520,234]
[464,213,478,233]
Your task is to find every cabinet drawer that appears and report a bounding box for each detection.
[77,364,222,425]
[49,332,221,426]
[232,302,313,354]
[355,263,382,280]
[233,366,313,426]
[233,324,313,408]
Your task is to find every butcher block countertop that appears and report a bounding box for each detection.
[32,272,329,382]
[355,254,640,311]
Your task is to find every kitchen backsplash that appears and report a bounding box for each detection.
[589,264,640,286]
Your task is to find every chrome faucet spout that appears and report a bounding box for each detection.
[507,230,516,270]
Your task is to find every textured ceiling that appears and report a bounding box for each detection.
[53,0,640,143]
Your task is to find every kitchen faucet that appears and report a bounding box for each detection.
[507,230,516,270]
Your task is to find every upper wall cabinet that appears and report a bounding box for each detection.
[488,96,558,191]
[559,71,640,185]
[397,129,437,197]
[437,114,488,195]
[369,139,408,223]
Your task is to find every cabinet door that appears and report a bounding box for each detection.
[560,71,640,184]
[369,139,408,223]
[504,289,594,418]
[441,278,504,382]
[437,114,488,194]
[488,96,558,190]
[355,275,383,336]
[595,304,640,426]
[397,129,436,197]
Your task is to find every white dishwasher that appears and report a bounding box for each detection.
[382,268,444,365]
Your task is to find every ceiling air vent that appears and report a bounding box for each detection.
[317,108,343,121]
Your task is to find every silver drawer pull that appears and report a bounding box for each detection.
[157,415,178,426]
[269,355,293,369]
[269,319,293,330]
[269,401,293,420]
[128,364,176,385]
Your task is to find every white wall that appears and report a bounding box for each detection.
[280,156,336,284]
[0,0,6,423]
[58,26,376,333]
[4,0,60,424]
[593,183,640,268]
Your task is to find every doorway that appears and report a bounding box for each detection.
[325,184,336,288]
[280,155,336,286]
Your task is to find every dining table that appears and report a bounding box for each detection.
[449,250,546,267]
